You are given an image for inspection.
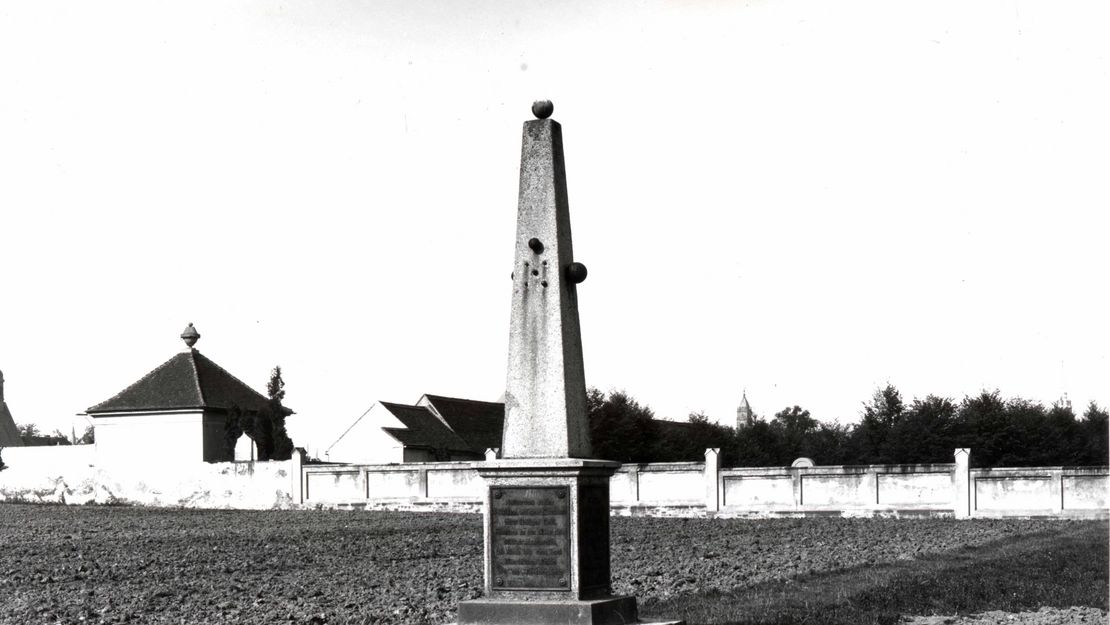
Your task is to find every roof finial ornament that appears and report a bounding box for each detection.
[180,323,200,348]
[531,100,553,120]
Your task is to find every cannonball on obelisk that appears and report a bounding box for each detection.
[532,100,554,119]
[566,262,588,284]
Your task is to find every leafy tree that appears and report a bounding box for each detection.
[957,391,1012,467]
[1079,402,1109,465]
[803,421,853,465]
[654,412,736,464]
[882,395,958,463]
[852,385,904,463]
[732,419,783,467]
[260,366,294,461]
[583,385,1110,469]
[1002,398,1055,466]
[770,405,818,461]
[77,425,95,445]
[587,389,659,463]
[1043,402,1081,466]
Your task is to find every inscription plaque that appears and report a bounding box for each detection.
[490,486,571,591]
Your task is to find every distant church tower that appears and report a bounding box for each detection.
[736,390,755,429]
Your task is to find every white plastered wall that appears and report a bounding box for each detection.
[324,402,407,464]
[93,410,205,466]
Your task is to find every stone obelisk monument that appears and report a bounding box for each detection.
[457,102,680,625]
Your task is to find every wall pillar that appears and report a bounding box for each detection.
[627,464,641,505]
[791,468,804,509]
[704,448,720,512]
[291,447,305,505]
[862,467,879,507]
[953,448,971,518]
[417,467,429,499]
[1050,468,1065,514]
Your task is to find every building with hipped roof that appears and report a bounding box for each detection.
[326,394,504,464]
[84,324,290,465]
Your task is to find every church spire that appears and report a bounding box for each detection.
[736,389,754,429]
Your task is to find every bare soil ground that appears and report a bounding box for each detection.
[900,607,1108,625]
[0,504,1103,625]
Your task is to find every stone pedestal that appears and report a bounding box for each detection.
[458,459,661,625]
[458,597,638,625]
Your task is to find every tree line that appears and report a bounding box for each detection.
[15,423,94,446]
[587,385,1109,469]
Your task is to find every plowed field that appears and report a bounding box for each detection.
[0,504,1098,624]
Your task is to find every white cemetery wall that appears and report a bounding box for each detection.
[876,471,953,506]
[304,467,364,502]
[609,467,638,504]
[95,460,295,509]
[2,446,1105,517]
[0,445,294,509]
[364,469,422,498]
[1062,469,1109,510]
[426,467,483,498]
[632,462,705,504]
[800,471,872,507]
[301,462,481,512]
[967,467,1109,518]
[972,468,1057,513]
[0,445,97,504]
[720,464,962,514]
[722,472,795,508]
[299,456,1105,518]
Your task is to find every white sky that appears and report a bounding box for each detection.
[1,0,1106,457]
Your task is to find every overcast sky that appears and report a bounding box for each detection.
[1,0,1106,457]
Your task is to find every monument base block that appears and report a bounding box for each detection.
[458,595,651,625]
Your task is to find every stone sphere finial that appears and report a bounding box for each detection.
[532,100,554,119]
[566,262,588,284]
[180,323,200,348]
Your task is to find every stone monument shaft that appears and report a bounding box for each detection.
[457,101,681,625]
[502,115,591,459]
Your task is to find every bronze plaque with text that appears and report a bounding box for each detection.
[490,486,571,591]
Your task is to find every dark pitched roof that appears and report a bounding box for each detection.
[87,350,272,414]
[0,401,22,447]
[380,402,473,452]
[654,419,696,438]
[421,395,504,452]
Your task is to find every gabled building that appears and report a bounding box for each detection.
[85,324,285,465]
[0,369,24,447]
[326,394,504,464]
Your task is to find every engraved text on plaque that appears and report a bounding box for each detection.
[490,486,571,590]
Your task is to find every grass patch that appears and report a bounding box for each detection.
[641,521,1108,625]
